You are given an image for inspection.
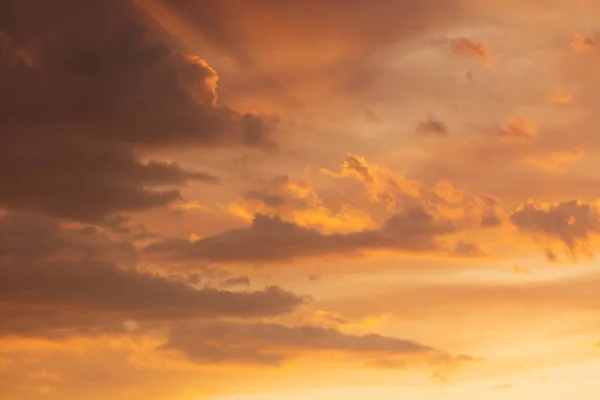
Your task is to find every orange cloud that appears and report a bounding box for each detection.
[321,153,421,207]
[497,116,537,141]
[225,174,375,234]
[449,37,493,65]
[324,154,502,229]
[523,148,586,173]
[179,55,219,106]
[547,90,572,105]
[512,265,531,274]
[571,32,599,55]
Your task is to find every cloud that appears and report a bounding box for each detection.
[449,37,492,64]
[0,211,136,262]
[147,0,467,106]
[452,240,486,257]
[571,32,599,55]
[547,90,572,105]
[321,153,422,205]
[523,148,586,173]
[497,116,537,140]
[227,173,375,234]
[222,276,251,287]
[0,212,306,336]
[512,265,531,274]
[322,154,503,229]
[416,114,450,137]
[164,321,451,365]
[510,199,600,258]
[146,208,459,263]
[1,261,304,321]
[0,0,277,223]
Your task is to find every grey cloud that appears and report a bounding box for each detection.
[164,321,445,365]
[222,276,251,287]
[511,200,600,258]
[0,0,277,223]
[0,212,306,336]
[416,114,449,137]
[146,207,458,263]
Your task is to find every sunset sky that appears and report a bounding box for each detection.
[3,1,600,399]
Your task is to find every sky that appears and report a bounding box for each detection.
[2,0,600,399]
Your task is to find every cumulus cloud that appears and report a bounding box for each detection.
[227,173,375,234]
[323,154,503,229]
[0,0,277,223]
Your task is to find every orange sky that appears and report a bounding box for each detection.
[2,1,600,399]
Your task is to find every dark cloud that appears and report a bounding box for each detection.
[0,0,277,223]
[146,207,458,263]
[511,200,600,258]
[0,212,306,336]
[416,114,449,137]
[239,174,313,212]
[164,321,446,365]
[481,213,502,227]
[222,276,251,287]
[343,154,376,183]
[0,211,136,263]
[545,247,558,263]
[1,261,304,320]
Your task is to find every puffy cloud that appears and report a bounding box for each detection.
[164,321,451,365]
[227,174,375,234]
[323,154,503,228]
[511,199,600,258]
[0,0,277,223]
[321,153,421,206]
